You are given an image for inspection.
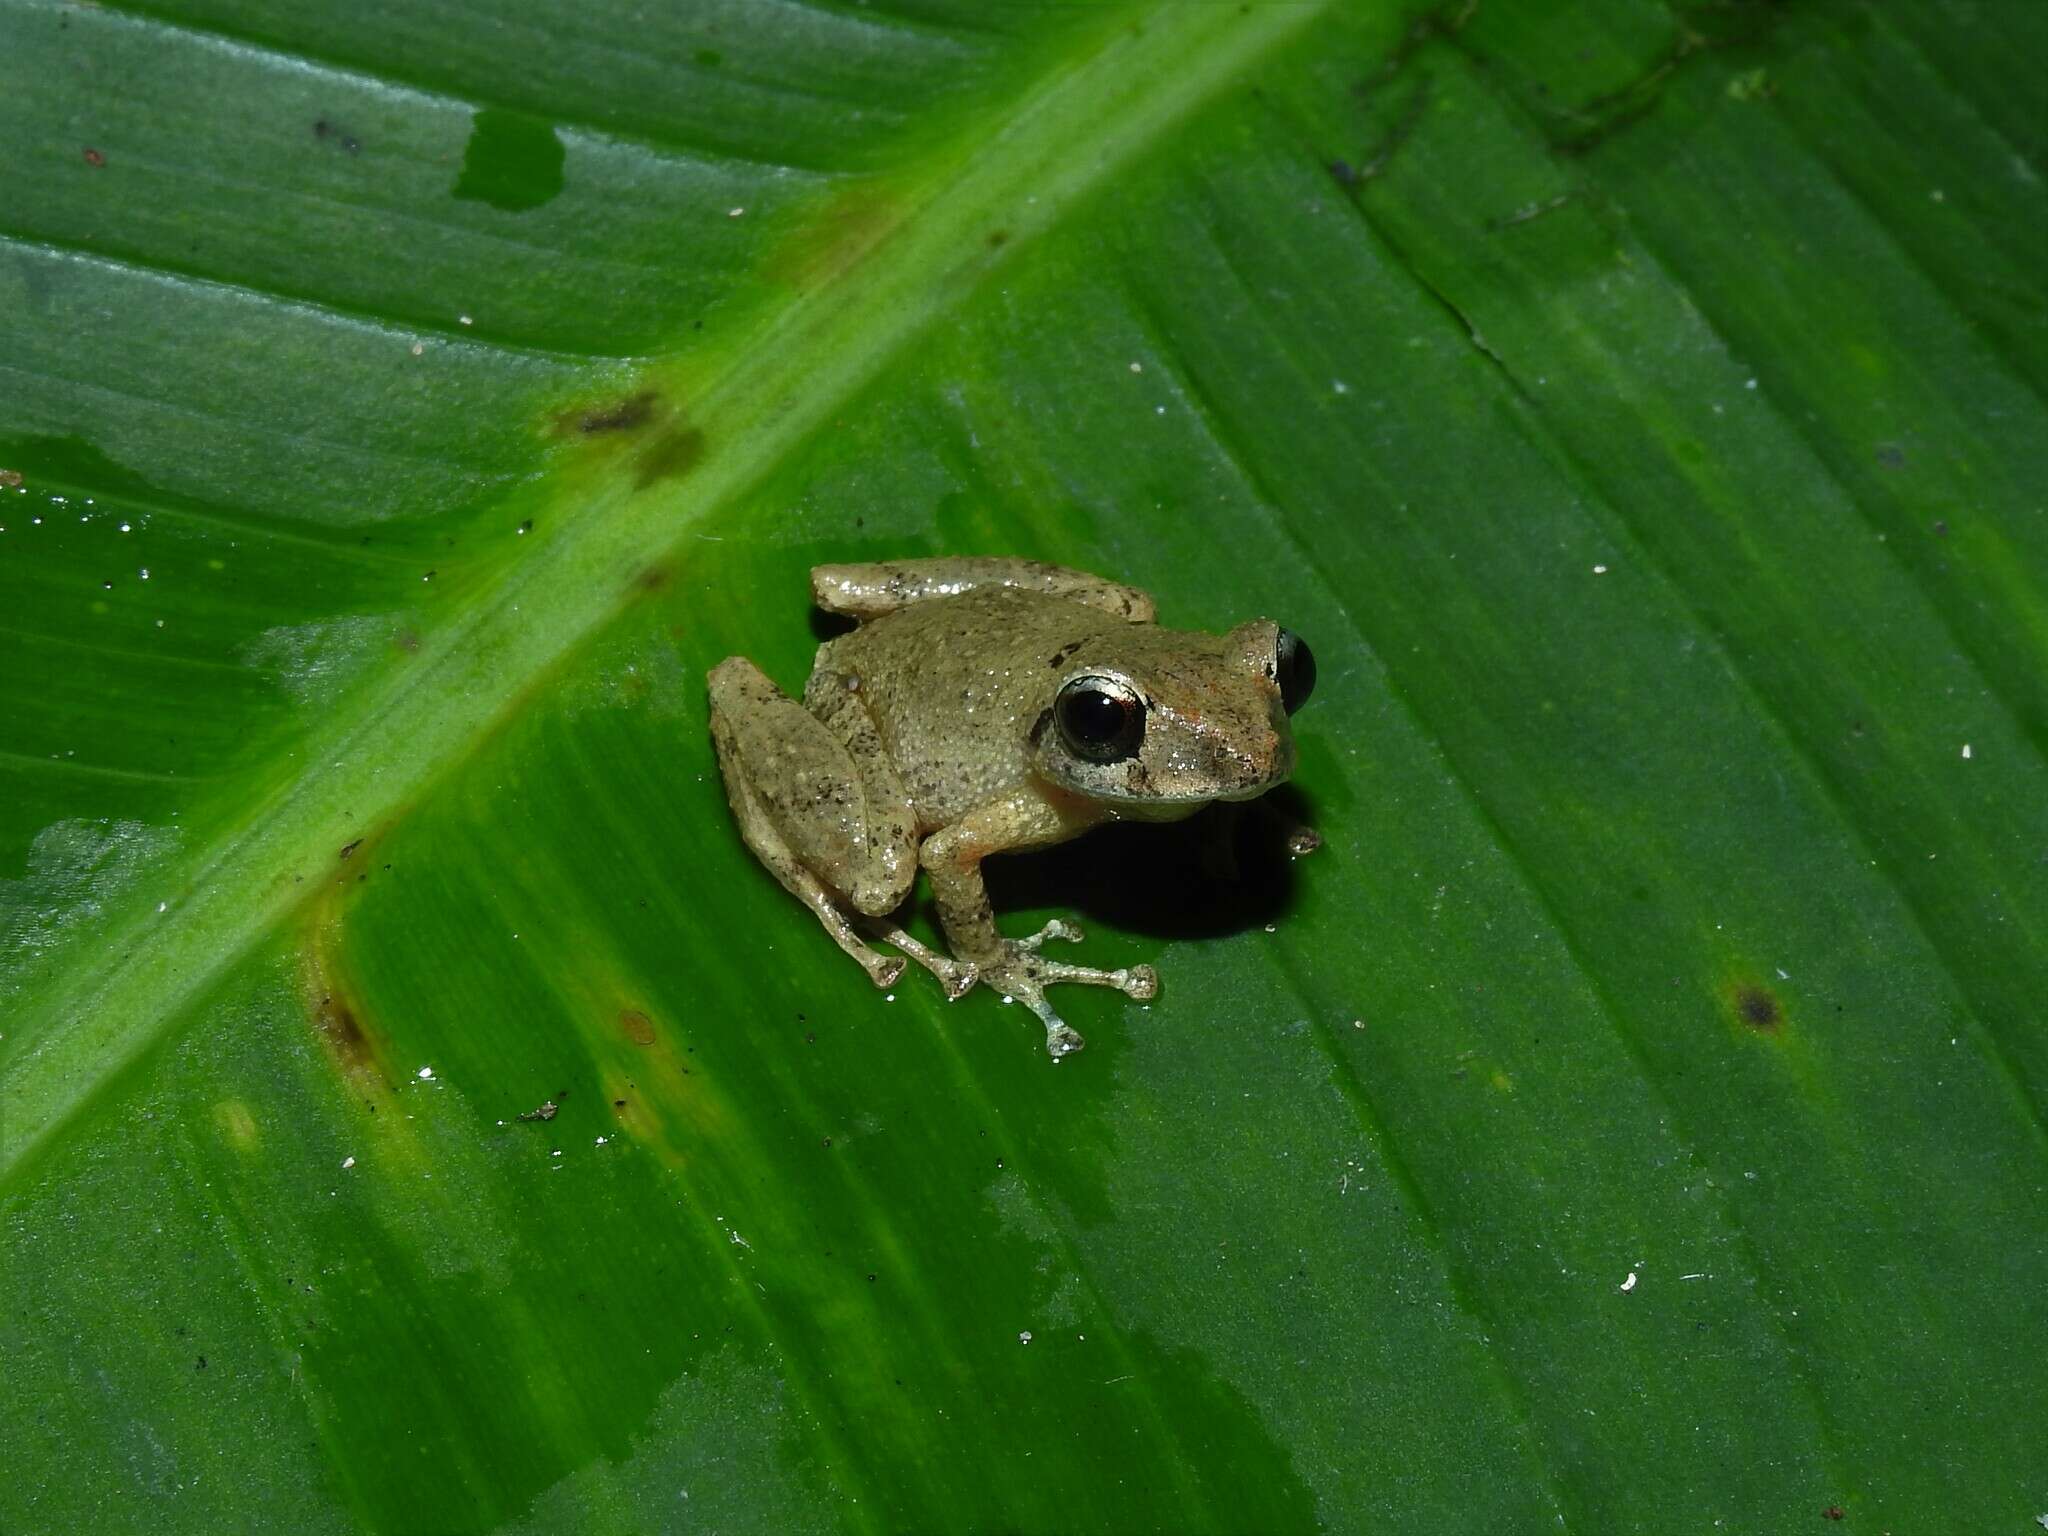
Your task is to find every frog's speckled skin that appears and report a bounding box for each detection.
[707,557,1310,1058]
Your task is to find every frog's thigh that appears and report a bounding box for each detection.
[811,559,1156,623]
[707,657,916,918]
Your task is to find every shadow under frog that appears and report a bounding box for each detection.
[709,557,1316,1058]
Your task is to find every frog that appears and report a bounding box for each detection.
[707,557,1315,1058]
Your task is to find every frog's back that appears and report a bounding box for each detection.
[814,589,1127,829]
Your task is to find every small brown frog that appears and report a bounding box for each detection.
[708,558,1314,1056]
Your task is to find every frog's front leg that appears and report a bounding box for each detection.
[707,657,919,988]
[915,788,1159,1058]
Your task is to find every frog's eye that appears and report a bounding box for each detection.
[1275,628,1316,714]
[1053,676,1145,764]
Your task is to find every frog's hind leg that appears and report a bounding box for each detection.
[707,657,918,989]
[810,559,1156,624]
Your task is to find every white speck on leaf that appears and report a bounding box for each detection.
[1019,1330,1033,1345]
[342,1156,355,1170]
[416,1065,434,1081]
[1961,743,1972,759]
[1620,1271,1638,1293]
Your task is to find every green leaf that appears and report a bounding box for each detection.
[5,0,2046,1530]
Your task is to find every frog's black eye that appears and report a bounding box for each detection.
[1275,628,1315,714]
[1053,677,1145,764]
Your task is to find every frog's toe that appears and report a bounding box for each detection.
[1007,984,1085,1059]
[1123,964,1159,1001]
[1045,1020,1086,1058]
[1019,918,1085,951]
[863,952,908,989]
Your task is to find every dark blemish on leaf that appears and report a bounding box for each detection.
[83,147,105,168]
[518,1097,561,1122]
[1328,159,1359,187]
[195,1356,207,1370]
[338,839,363,861]
[312,118,362,154]
[634,425,706,489]
[574,391,658,436]
[1932,519,1948,537]
[1875,443,1906,469]
[394,629,420,654]
[452,108,565,213]
[422,569,435,583]
[613,1098,626,1108]
[986,229,1009,249]
[619,1008,658,1046]
[1733,982,1782,1032]
[632,565,670,595]
[518,518,533,535]
[0,469,20,488]
[313,990,373,1068]
[1822,1509,1844,1523]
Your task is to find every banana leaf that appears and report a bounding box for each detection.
[5,0,2046,1529]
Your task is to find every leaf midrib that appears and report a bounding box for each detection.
[0,0,1332,1182]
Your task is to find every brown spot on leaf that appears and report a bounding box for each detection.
[518,1096,562,1122]
[631,564,670,595]
[299,905,391,1091]
[83,146,105,168]
[0,469,21,488]
[619,1008,658,1046]
[633,425,706,489]
[1731,981,1782,1032]
[338,839,363,861]
[312,988,373,1070]
[986,228,1009,249]
[572,390,658,436]
[769,179,906,291]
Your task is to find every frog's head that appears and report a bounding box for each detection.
[1028,619,1314,813]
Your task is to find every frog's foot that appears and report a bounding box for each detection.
[982,940,1159,1060]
